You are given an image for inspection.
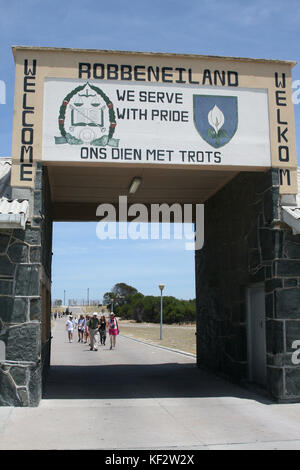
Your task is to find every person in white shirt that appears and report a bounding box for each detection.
[66,316,75,343]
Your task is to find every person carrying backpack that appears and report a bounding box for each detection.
[108,313,119,350]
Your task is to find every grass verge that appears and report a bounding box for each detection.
[119,322,196,355]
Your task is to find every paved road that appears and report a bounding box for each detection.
[61,305,84,316]
[1,318,300,450]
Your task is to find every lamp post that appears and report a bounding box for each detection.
[158,284,165,340]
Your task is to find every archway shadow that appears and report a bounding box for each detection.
[43,362,273,404]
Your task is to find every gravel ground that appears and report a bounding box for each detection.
[119,321,196,355]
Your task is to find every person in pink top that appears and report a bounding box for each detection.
[108,313,119,350]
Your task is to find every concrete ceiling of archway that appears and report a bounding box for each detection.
[46,164,246,221]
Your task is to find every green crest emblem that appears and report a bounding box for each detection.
[55,82,119,147]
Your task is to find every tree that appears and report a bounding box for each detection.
[103,283,196,324]
[112,283,138,304]
[103,291,115,305]
[103,283,138,312]
[102,291,116,312]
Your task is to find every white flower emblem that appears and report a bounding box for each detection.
[208,105,225,134]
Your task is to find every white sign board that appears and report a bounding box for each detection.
[42,78,271,167]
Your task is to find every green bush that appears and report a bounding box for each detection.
[111,284,196,324]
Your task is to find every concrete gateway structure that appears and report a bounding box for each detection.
[1,46,300,405]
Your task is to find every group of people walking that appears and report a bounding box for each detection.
[65,312,119,351]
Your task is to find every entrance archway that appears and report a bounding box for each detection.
[1,46,300,406]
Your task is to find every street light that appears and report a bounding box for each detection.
[158,284,165,340]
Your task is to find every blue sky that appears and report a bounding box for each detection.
[53,222,195,303]
[0,0,300,302]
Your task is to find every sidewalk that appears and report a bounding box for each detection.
[1,318,300,450]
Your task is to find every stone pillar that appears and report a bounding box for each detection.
[0,164,52,406]
[265,224,300,401]
[195,169,300,402]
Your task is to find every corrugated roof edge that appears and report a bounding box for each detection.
[0,198,29,230]
[11,45,297,67]
[0,197,29,215]
[0,158,12,199]
[0,159,29,229]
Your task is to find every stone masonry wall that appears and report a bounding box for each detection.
[195,169,300,402]
[267,228,300,401]
[0,164,52,406]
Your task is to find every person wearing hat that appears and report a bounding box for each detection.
[88,312,100,351]
[108,312,119,350]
